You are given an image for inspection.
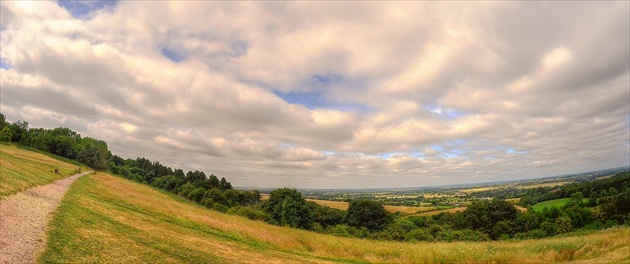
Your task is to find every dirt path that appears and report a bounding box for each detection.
[0,171,92,264]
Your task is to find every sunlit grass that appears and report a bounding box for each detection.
[532,198,573,212]
[41,172,630,263]
[0,144,88,197]
[307,198,436,214]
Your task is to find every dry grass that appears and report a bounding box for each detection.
[458,186,502,193]
[516,181,572,189]
[307,198,435,214]
[306,199,349,210]
[41,172,630,263]
[0,145,87,197]
[413,207,467,216]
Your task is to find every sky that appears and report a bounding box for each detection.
[1,1,629,189]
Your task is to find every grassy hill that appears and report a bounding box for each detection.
[0,144,88,197]
[40,171,630,263]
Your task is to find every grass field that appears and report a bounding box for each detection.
[41,172,630,263]
[532,198,572,212]
[516,181,572,189]
[531,198,590,212]
[0,144,88,197]
[306,199,436,214]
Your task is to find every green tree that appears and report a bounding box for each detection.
[0,126,12,142]
[76,137,109,170]
[264,188,314,229]
[0,113,7,129]
[187,187,206,203]
[311,202,346,228]
[346,199,392,232]
[7,120,28,143]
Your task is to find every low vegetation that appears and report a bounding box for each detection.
[41,172,630,263]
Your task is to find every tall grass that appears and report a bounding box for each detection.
[41,172,630,263]
[0,144,88,196]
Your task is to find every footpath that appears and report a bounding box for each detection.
[0,171,92,264]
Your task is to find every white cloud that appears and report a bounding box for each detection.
[1,1,628,188]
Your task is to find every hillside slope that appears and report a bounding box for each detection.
[0,144,88,197]
[41,172,630,263]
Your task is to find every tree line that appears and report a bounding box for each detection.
[0,113,258,211]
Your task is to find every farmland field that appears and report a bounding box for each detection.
[306,198,436,214]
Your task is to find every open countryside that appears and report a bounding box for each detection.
[1,1,629,263]
[0,144,627,263]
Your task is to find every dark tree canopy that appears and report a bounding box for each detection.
[346,199,392,231]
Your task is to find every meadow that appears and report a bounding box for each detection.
[0,144,87,197]
[41,171,630,263]
[531,198,574,212]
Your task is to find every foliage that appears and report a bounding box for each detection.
[346,199,393,232]
[263,188,314,229]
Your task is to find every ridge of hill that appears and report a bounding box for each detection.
[40,170,630,263]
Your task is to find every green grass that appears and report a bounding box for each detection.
[532,198,572,212]
[0,144,89,197]
[532,198,589,212]
[40,172,630,263]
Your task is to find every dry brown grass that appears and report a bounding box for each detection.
[307,198,435,214]
[413,207,467,216]
[306,199,349,210]
[516,181,572,189]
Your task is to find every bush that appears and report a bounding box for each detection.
[405,228,434,242]
[227,206,268,221]
[327,225,352,237]
[213,203,228,213]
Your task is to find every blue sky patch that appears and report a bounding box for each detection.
[274,90,328,109]
[506,148,529,154]
[0,59,11,70]
[57,0,117,19]
[425,104,468,119]
[274,74,372,112]
[161,47,185,63]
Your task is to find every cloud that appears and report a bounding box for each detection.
[1,1,628,188]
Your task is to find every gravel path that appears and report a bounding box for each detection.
[0,171,92,264]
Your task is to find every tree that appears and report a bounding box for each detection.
[311,202,346,228]
[264,188,314,229]
[205,188,227,206]
[0,113,7,129]
[0,126,12,142]
[220,177,232,189]
[7,120,28,143]
[346,200,392,232]
[76,137,109,170]
[188,187,206,203]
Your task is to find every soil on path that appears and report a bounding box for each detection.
[0,171,92,264]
